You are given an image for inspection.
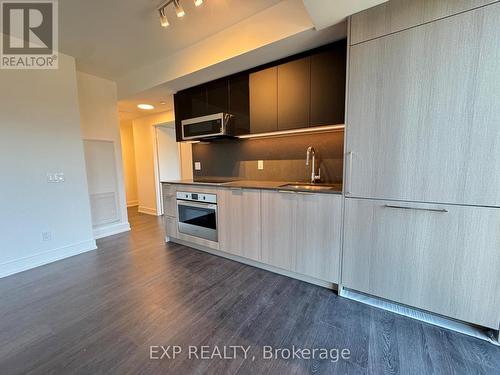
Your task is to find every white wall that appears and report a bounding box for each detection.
[130,111,191,215]
[0,53,96,278]
[132,112,175,215]
[77,72,130,239]
[119,120,138,207]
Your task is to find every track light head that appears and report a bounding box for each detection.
[158,8,169,27]
[174,0,185,17]
[194,0,203,6]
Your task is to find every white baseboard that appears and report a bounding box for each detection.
[127,200,139,207]
[93,222,131,239]
[138,206,159,216]
[340,287,500,346]
[0,239,97,279]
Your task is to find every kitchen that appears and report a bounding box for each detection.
[1,0,499,374]
[163,0,500,347]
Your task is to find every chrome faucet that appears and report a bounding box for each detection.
[306,146,321,184]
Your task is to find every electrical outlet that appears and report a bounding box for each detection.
[194,162,201,171]
[258,160,264,170]
[42,231,52,241]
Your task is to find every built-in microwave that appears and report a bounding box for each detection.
[176,191,218,242]
[181,113,233,141]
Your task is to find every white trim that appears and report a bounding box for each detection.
[138,206,159,216]
[168,237,337,290]
[340,287,500,346]
[127,200,139,207]
[0,239,97,279]
[93,222,131,239]
[153,125,164,216]
[153,121,182,217]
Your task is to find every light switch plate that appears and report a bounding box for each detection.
[194,162,201,171]
[258,160,264,170]
[47,172,65,183]
[42,231,52,241]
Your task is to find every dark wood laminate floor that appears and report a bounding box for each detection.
[1,209,499,375]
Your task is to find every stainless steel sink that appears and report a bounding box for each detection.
[278,183,340,192]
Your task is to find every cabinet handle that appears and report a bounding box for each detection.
[296,191,314,195]
[384,204,448,213]
[346,151,353,195]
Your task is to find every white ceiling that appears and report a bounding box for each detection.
[303,0,388,30]
[59,0,282,81]
[118,87,174,121]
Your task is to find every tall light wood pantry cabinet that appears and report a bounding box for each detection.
[343,0,500,330]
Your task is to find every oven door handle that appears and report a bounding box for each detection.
[177,200,217,210]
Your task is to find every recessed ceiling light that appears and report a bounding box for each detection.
[137,104,155,110]
[194,0,203,6]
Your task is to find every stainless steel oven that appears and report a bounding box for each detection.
[176,191,218,242]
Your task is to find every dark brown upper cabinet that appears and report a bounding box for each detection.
[206,79,229,115]
[173,90,191,141]
[249,67,278,134]
[173,39,347,141]
[188,85,208,118]
[277,57,311,130]
[229,74,250,134]
[310,41,346,126]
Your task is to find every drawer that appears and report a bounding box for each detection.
[342,198,500,329]
[175,184,218,194]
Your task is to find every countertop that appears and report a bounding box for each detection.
[162,179,343,195]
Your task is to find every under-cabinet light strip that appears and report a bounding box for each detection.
[237,124,345,139]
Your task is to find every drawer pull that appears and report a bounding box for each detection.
[384,204,448,213]
[346,151,353,195]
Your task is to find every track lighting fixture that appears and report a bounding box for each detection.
[157,0,204,27]
[159,8,169,27]
[173,0,185,17]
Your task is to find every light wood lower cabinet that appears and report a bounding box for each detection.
[162,183,178,241]
[261,191,297,271]
[168,184,342,285]
[218,188,261,261]
[165,215,178,239]
[162,183,177,217]
[342,198,500,329]
[295,193,342,283]
[261,190,342,283]
[163,195,177,218]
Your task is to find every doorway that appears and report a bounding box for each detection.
[153,122,193,215]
